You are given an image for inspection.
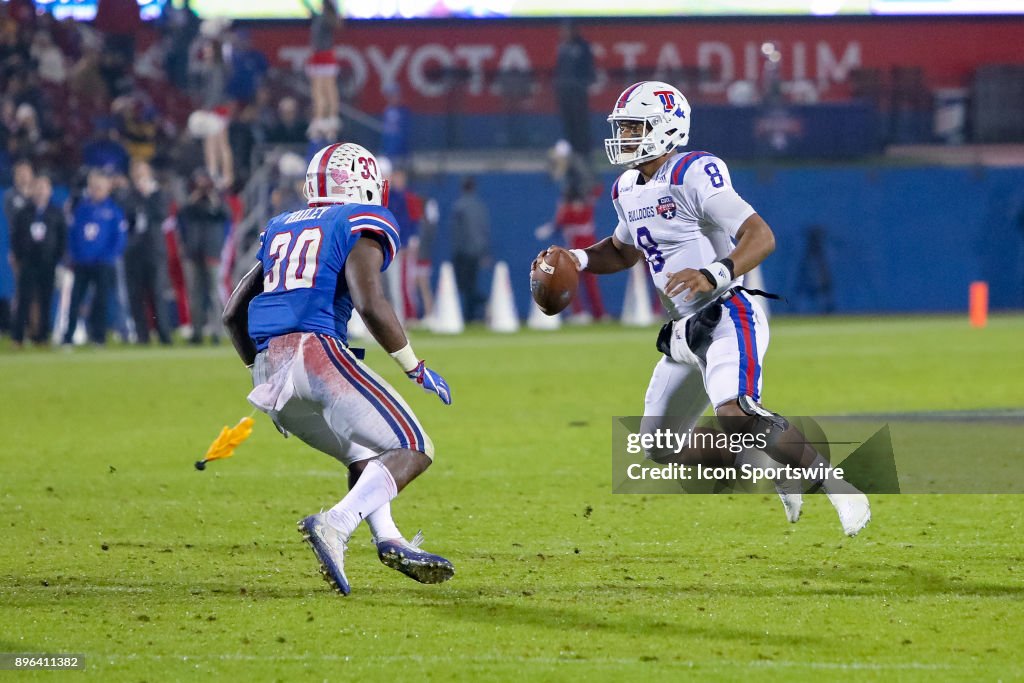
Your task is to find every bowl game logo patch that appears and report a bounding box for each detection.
[657,196,677,220]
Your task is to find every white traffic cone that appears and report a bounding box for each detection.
[621,262,654,326]
[486,261,520,333]
[744,265,771,319]
[429,261,465,334]
[347,309,369,339]
[527,298,561,330]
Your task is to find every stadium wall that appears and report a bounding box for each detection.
[405,104,882,156]
[244,16,1024,114]
[417,165,1024,316]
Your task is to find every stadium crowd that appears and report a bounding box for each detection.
[0,0,453,348]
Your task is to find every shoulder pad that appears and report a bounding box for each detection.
[611,169,640,200]
[669,151,713,186]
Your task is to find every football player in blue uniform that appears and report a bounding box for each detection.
[223,143,454,596]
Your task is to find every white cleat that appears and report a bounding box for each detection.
[827,492,871,537]
[778,491,803,523]
[297,512,351,595]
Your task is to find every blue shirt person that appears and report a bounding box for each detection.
[62,170,127,345]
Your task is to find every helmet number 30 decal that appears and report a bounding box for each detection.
[358,157,378,180]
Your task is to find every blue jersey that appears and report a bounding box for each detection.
[247,203,401,351]
[68,197,127,265]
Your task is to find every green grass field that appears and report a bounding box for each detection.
[2,315,1023,681]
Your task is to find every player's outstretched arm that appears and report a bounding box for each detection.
[223,262,264,367]
[346,237,452,405]
[534,236,641,276]
[579,236,642,274]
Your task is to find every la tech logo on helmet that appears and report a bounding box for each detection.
[653,90,677,111]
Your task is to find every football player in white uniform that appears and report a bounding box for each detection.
[536,81,870,536]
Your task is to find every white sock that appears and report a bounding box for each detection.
[366,503,402,543]
[325,459,398,539]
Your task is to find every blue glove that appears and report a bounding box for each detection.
[407,361,452,405]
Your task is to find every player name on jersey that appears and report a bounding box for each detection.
[284,206,334,224]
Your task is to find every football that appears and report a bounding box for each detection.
[530,247,579,315]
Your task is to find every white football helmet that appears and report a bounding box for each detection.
[304,142,389,207]
[605,81,691,167]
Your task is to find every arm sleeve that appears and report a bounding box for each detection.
[612,219,633,245]
[611,189,633,245]
[702,189,756,239]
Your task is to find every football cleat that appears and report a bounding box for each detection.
[297,513,351,596]
[773,474,804,523]
[376,531,455,585]
[777,491,804,524]
[827,492,871,537]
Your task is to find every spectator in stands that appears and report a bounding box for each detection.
[63,168,126,346]
[30,30,66,85]
[450,176,491,322]
[11,173,64,346]
[93,0,143,65]
[68,47,109,104]
[229,104,257,189]
[380,83,410,163]
[178,169,228,345]
[553,21,595,158]
[159,0,200,90]
[303,0,342,141]
[1,158,34,337]
[114,96,158,164]
[225,30,267,106]
[8,103,49,162]
[265,97,308,145]
[2,158,32,224]
[249,85,277,143]
[121,159,172,345]
[81,117,130,174]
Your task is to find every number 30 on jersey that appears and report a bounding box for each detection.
[264,227,323,291]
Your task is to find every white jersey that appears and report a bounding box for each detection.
[612,150,756,319]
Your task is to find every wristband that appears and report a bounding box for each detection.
[699,260,734,290]
[719,257,736,279]
[568,248,589,271]
[389,343,420,373]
